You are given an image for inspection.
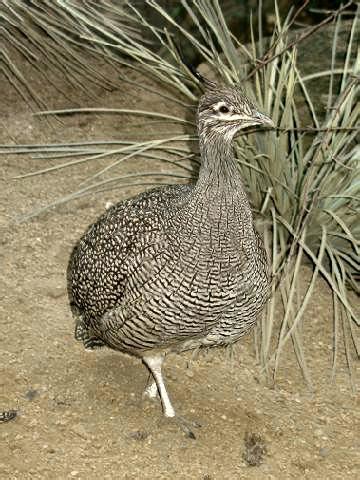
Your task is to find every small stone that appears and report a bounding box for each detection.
[319,447,330,457]
[129,430,148,441]
[45,285,65,299]
[243,432,267,467]
[25,388,38,401]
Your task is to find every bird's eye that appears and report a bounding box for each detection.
[218,105,230,114]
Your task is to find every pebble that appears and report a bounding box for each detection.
[45,285,65,299]
[25,388,39,401]
[129,430,148,441]
[319,447,330,457]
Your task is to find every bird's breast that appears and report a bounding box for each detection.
[121,233,266,317]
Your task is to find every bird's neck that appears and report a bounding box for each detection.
[194,130,249,206]
[171,130,255,253]
[175,129,254,238]
[167,128,256,256]
[197,135,237,186]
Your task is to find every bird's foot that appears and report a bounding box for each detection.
[164,413,201,439]
[142,381,159,400]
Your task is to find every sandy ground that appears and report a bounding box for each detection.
[0,57,359,480]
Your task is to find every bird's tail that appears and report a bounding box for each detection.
[75,317,106,350]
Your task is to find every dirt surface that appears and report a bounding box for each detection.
[0,57,359,480]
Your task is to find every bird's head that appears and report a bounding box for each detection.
[196,75,274,140]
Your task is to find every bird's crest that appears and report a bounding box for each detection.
[185,64,217,91]
[175,43,217,90]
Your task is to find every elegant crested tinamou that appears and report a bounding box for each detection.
[68,72,273,438]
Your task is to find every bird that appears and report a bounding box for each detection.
[68,72,273,438]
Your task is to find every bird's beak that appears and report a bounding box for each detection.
[253,110,274,128]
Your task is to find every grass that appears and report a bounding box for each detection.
[0,1,358,387]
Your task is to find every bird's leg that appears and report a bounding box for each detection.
[143,375,159,400]
[142,354,175,417]
[142,354,200,439]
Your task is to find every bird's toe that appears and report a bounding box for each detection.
[165,414,202,439]
[142,381,159,400]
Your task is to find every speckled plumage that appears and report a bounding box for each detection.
[68,79,273,435]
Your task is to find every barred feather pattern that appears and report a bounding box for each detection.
[0,410,17,423]
[68,86,271,359]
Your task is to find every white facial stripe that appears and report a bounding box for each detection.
[217,113,255,122]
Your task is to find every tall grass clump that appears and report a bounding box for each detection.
[0,0,142,106]
[1,1,358,386]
